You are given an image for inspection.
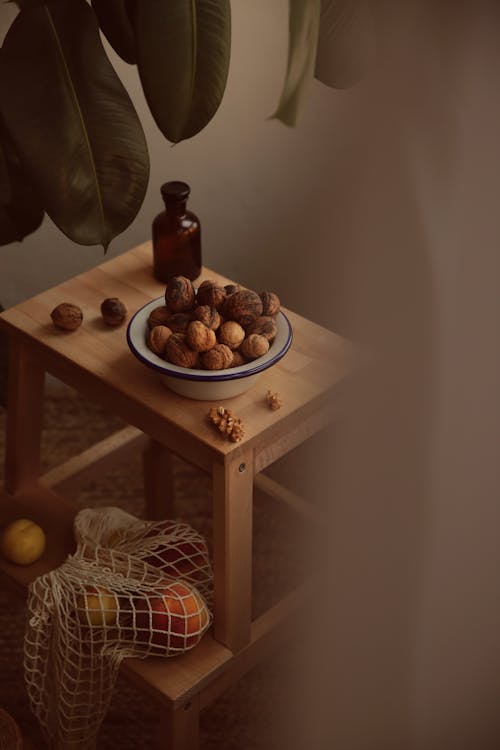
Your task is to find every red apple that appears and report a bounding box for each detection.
[135,580,209,654]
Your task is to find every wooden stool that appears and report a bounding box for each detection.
[0,242,355,748]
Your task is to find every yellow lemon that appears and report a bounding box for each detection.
[0,518,46,565]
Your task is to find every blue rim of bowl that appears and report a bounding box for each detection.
[127,297,293,382]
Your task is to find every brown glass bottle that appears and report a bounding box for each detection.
[152,181,202,283]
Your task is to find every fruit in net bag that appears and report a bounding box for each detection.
[142,521,211,586]
[76,586,119,627]
[136,580,209,653]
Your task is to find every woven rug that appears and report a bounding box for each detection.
[0,381,305,749]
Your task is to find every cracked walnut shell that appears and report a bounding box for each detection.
[51,303,83,331]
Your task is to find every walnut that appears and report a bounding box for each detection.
[240,334,270,360]
[266,390,282,410]
[230,350,246,368]
[246,316,277,341]
[192,305,221,331]
[50,303,83,331]
[148,305,171,329]
[147,325,173,356]
[165,333,198,368]
[165,312,192,333]
[186,321,217,352]
[200,344,233,370]
[223,289,263,327]
[196,280,226,311]
[165,276,195,312]
[260,291,280,317]
[218,321,245,350]
[100,297,127,326]
[208,406,244,442]
[224,283,241,296]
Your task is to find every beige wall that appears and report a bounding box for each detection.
[2,2,499,749]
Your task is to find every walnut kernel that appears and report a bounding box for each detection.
[50,303,83,331]
[266,390,282,410]
[208,406,244,442]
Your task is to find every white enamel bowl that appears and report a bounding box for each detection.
[127,297,293,400]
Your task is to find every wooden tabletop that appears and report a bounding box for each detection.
[0,243,355,469]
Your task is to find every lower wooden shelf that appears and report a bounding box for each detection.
[0,485,299,712]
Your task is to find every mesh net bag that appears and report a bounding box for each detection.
[24,508,213,749]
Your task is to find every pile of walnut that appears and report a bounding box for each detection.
[146,276,281,371]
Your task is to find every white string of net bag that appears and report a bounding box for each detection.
[24,507,213,749]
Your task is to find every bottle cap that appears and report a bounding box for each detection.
[160,181,191,201]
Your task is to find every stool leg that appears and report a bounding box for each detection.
[212,450,254,653]
[4,339,45,494]
[143,438,176,520]
[159,698,200,750]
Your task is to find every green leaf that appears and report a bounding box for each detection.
[91,0,136,64]
[133,0,231,143]
[0,0,149,249]
[0,128,44,245]
[272,0,321,127]
[315,0,375,89]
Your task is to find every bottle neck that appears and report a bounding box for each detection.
[164,198,187,217]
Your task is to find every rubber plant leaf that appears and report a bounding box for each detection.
[315,0,375,89]
[133,0,231,143]
[0,0,149,249]
[0,127,44,245]
[272,0,321,127]
[91,0,136,64]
